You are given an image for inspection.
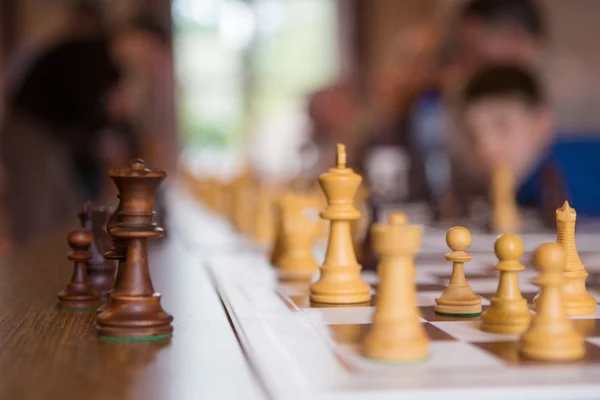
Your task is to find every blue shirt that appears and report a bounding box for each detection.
[409,90,450,197]
[517,137,600,217]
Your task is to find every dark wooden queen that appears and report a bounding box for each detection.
[96,159,173,341]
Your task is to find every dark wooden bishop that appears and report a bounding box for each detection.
[96,159,173,341]
[95,197,125,315]
[78,203,115,296]
[57,228,102,310]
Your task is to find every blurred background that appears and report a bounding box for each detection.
[2,0,600,247]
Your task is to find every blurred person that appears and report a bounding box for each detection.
[109,18,179,177]
[301,80,365,178]
[354,23,439,202]
[457,0,600,133]
[461,64,600,220]
[3,1,107,102]
[407,0,600,219]
[0,7,119,245]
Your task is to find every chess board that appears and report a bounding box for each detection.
[206,231,600,400]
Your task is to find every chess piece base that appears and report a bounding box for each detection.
[564,280,597,316]
[310,265,371,304]
[434,303,482,316]
[362,323,429,362]
[480,297,532,334]
[520,333,584,361]
[96,293,173,340]
[57,284,101,310]
[310,291,371,304]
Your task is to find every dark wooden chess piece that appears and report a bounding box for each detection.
[79,203,116,296]
[96,159,173,341]
[57,228,102,310]
[96,197,125,315]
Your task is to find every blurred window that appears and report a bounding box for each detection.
[173,0,338,172]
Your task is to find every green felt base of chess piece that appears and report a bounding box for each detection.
[434,310,482,317]
[99,333,172,342]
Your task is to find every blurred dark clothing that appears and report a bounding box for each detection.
[1,112,83,244]
[518,136,600,217]
[1,36,119,244]
[8,36,119,200]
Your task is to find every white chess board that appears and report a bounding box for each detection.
[207,239,600,400]
[173,186,600,400]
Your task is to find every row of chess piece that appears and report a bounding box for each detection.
[57,159,173,341]
[183,146,373,280]
[188,143,596,363]
[363,213,591,363]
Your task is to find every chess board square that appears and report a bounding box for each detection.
[424,341,505,368]
[473,341,600,365]
[305,307,375,325]
[431,321,520,343]
[327,322,456,348]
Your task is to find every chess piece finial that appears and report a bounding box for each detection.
[362,218,428,362]
[57,228,102,310]
[520,243,584,361]
[96,159,173,341]
[388,211,408,225]
[310,144,371,304]
[446,225,471,252]
[481,234,532,334]
[336,143,346,169]
[434,226,482,316]
[555,201,596,315]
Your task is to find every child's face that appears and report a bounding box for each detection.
[463,99,552,180]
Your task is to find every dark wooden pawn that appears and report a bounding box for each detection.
[57,228,102,310]
[96,159,173,341]
[79,203,116,297]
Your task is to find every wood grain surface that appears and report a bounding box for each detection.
[0,226,264,400]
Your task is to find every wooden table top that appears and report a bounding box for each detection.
[0,218,265,400]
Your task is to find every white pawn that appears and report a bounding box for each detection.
[520,243,584,361]
[480,234,532,334]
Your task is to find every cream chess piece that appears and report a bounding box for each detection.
[556,201,596,315]
[480,234,532,334]
[310,144,371,304]
[490,164,520,234]
[253,186,275,246]
[434,227,482,316]
[276,192,320,279]
[362,213,428,362]
[520,243,584,361]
